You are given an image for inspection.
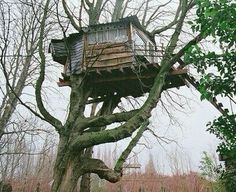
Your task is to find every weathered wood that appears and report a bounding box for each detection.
[86,52,133,62]
[86,56,133,68]
[86,42,129,50]
[93,68,186,83]
[86,45,130,56]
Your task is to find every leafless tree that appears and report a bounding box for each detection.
[0,0,59,189]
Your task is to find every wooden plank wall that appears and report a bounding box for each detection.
[83,42,134,70]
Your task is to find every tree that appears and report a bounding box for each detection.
[34,0,204,192]
[184,0,236,190]
[199,151,225,191]
[0,0,58,189]
[1,0,226,192]
[145,153,156,175]
[0,0,39,139]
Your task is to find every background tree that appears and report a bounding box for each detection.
[0,0,59,189]
[184,0,236,190]
[199,151,225,191]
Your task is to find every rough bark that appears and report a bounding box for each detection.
[51,138,84,192]
[80,104,96,192]
[49,1,202,191]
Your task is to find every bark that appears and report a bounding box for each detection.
[62,0,81,31]
[36,0,63,131]
[80,104,96,192]
[114,121,148,172]
[82,0,107,25]
[112,0,125,22]
[51,137,82,192]
[80,173,91,192]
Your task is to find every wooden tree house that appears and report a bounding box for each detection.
[49,16,187,98]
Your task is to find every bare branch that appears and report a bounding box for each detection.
[112,0,125,22]
[62,0,81,31]
[144,0,172,28]
[114,120,148,172]
[35,0,63,131]
[151,0,182,35]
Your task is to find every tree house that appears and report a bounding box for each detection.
[49,16,187,98]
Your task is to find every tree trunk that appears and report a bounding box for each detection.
[80,173,91,192]
[51,137,82,192]
[80,148,93,192]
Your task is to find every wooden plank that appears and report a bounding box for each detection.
[87,42,129,50]
[91,67,187,83]
[86,45,130,56]
[86,56,133,68]
[88,62,133,71]
[86,52,133,62]
[94,72,156,83]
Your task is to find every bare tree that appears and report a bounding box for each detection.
[0,0,53,139]
[0,0,58,189]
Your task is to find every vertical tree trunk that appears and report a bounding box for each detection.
[80,173,91,192]
[80,148,93,192]
[51,155,83,192]
[51,137,82,192]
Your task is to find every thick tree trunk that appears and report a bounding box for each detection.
[51,137,82,192]
[51,155,82,192]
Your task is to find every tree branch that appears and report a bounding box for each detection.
[62,0,81,31]
[162,0,188,60]
[114,120,148,172]
[172,33,205,66]
[70,0,195,151]
[151,0,182,35]
[35,0,63,131]
[81,158,121,183]
[82,109,139,129]
[70,65,166,150]
[144,0,171,28]
[112,0,125,22]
